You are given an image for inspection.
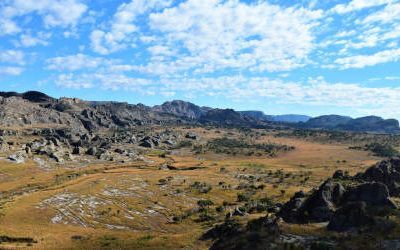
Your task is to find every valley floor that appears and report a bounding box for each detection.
[0,126,386,249]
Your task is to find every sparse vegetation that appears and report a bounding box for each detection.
[365,143,399,157]
[204,137,295,156]
[0,122,397,249]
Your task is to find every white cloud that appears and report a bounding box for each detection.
[148,45,175,56]
[369,76,400,81]
[55,72,153,92]
[0,50,25,65]
[0,18,20,36]
[90,0,322,74]
[46,54,108,71]
[331,0,394,14]
[55,74,94,89]
[334,48,400,69]
[0,66,24,76]
[145,0,322,74]
[52,71,400,118]
[361,2,400,24]
[0,0,87,36]
[17,33,50,47]
[90,0,172,54]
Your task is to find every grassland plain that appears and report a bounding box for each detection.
[0,126,385,249]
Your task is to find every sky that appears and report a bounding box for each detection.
[1,0,400,118]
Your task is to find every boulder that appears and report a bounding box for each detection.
[72,147,84,155]
[159,164,177,170]
[8,152,26,164]
[50,152,64,163]
[332,170,348,179]
[226,207,248,219]
[139,139,153,148]
[114,148,125,154]
[359,158,400,196]
[25,145,32,155]
[185,132,197,140]
[163,139,175,146]
[279,180,345,223]
[343,182,397,209]
[139,136,159,148]
[47,137,61,147]
[278,191,307,223]
[86,147,97,156]
[0,140,10,151]
[99,141,112,150]
[98,150,113,161]
[327,202,375,232]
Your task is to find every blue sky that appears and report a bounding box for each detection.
[1,0,400,118]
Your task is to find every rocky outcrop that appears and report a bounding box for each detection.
[327,202,375,232]
[139,136,160,148]
[358,158,400,196]
[279,180,345,223]
[343,182,396,208]
[8,151,26,164]
[279,159,400,232]
[153,100,209,120]
[185,132,197,140]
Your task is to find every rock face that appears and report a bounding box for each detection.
[0,91,274,131]
[279,159,400,232]
[139,136,160,148]
[153,100,209,120]
[0,96,85,129]
[301,115,353,129]
[279,180,345,223]
[0,91,54,103]
[327,202,375,232]
[358,158,400,196]
[8,152,26,163]
[202,217,282,250]
[185,132,197,140]
[0,91,398,133]
[343,182,396,208]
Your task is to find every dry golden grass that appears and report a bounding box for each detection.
[0,126,384,249]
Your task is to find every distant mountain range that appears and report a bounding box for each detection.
[239,111,311,123]
[299,115,400,133]
[0,91,398,134]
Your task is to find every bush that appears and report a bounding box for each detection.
[173,140,193,149]
[205,137,295,157]
[190,181,212,193]
[197,199,214,208]
[237,193,252,202]
[196,212,215,222]
[365,143,398,157]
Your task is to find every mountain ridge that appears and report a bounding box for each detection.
[0,91,398,134]
[300,115,400,133]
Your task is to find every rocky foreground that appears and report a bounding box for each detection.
[204,158,400,249]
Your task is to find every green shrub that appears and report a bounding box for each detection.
[365,143,398,157]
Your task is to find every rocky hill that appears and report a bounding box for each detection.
[300,115,400,133]
[239,111,311,123]
[0,91,187,132]
[200,109,264,127]
[0,91,399,134]
[0,91,268,131]
[152,100,211,120]
[300,115,353,129]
